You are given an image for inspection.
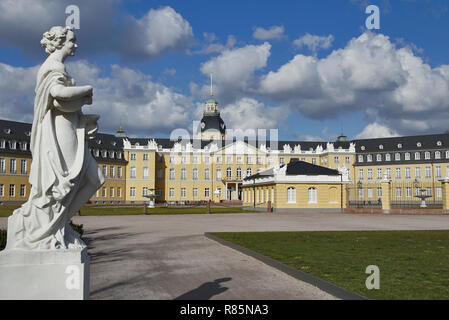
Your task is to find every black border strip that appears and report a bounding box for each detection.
[205,232,368,301]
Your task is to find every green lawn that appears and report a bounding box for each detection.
[0,205,254,217]
[211,231,449,300]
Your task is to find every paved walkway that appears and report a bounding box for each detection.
[2,212,449,299]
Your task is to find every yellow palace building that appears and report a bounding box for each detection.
[2,93,449,210]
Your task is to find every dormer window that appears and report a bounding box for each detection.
[367,154,373,162]
[435,151,441,159]
[96,139,101,145]
[20,142,27,151]
[397,144,402,149]
[376,154,382,161]
[102,150,107,157]
[9,140,16,149]
[109,151,115,158]
[0,139,5,148]
[385,154,391,161]
[361,146,365,151]
[25,131,31,137]
[379,145,383,150]
[117,152,122,159]
[425,151,431,160]
[405,153,410,161]
[4,129,11,134]
[417,142,422,147]
[111,141,117,146]
[395,153,401,161]
[358,155,363,162]
[415,152,420,160]
[437,141,442,146]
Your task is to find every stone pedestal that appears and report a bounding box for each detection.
[0,248,90,300]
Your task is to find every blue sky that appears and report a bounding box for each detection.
[0,0,448,141]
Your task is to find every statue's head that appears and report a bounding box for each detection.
[40,26,77,57]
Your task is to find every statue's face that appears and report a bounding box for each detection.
[62,31,77,57]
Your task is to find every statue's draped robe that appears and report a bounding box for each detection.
[6,66,104,250]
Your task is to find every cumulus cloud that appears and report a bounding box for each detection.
[199,42,271,104]
[355,123,399,139]
[0,61,194,136]
[258,32,449,136]
[293,33,334,54]
[122,6,194,59]
[220,98,289,131]
[253,26,285,41]
[195,35,237,55]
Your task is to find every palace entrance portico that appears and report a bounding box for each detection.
[224,181,242,201]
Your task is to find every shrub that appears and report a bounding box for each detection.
[69,220,84,237]
[0,229,6,251]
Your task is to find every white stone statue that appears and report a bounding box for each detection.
[5,26,104,251]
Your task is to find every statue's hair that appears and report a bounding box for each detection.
[40,26,72,54]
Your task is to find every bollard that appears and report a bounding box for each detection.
[267,201,272,213]
[206,200,211,214]
[143,203,147,215]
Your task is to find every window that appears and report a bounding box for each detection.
[287,187,296,204]
[397,144,402,149]
[216,156,222,164]
[169,188,174,198]
[446,151,449,159]
[236,168,242,178]
[20,142,27,151]
[157,155,163,163]
[395,153,401,161]
[95,190,99,198]
[334,156,340,164]
[130,166,136,179]
[425,166,431,179]
[308,188,317,204]
[117,166,122,178]
[279,157,284,165]
[193,188,198,198]
[226,156,233,164]
[0,140,4,148]
[236,156,242,164]
[181,168,187,180]
[367,169,373,180]
[377,188,382,198]
[226,167,232,178]
[192,168,198,180]
[415,152,421,160]
[436,166,442,178]
[117,152,122,159]
[157,168,163,179]
[205,188,210,198]
[359,187,364,199]
[216,169,222,180]
[386,168,391,179]
[170,156,175,164]
[435,151,441,159]
[379,145,384,150]
[377,168,382,180]
[10,159,16,174]
[204,168,210,180]
[20,159,27,174]
[181,156,186,164]
[376,154,382,162]
[102,165,107,178]
[311,158,317,165]
[169,168,175,180]
[193,156,198,164]
[9,184,15,197]
[345,156,350,164]
[406,187,411,198]
[426,187,431,197]
[9,140,17,149]
[143,167,149,179]
[110,166,115,178]
[130,153,136,161]
[366,155,372,162]
[358,169,364,180]
[102,187,106,198]
[204,156,210,164]
[117,187,121,198]
[415,167,421,179]
[437,187,442,198]
[395,168,401,179]
[110,187,114,198]
[358,155,363,163]
[405,167,411,179]
[20,184,26,197]
[425,152,431,160]
[257,156,262,165]
[385,154,391,161]
[246,168,252,177]
[0,184,3,197]
[108,151,115,159]
[181,188,186,198]
[0,158,4,173]
[396,187,402,197]
[405,153,410,161]
[143,154,149,161]
[367,188,373,198]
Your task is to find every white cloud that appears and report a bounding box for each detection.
[253,26,285,41]
[293,33,334,54]
[355,123,399,139]
[220,97,289,131]
[199,42,271,103]
[0,61,194,136]
[258,32,449,136]
[195,35,237,55]
[123,6,194,59]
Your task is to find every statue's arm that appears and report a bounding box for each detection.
[50,84,92,102]
[53,95,92,112]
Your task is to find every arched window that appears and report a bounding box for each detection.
[287,187,296,204]
[246,168,252,177]
[226,167,232,178]
[308,187,317,204]
[236,167,242,178]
